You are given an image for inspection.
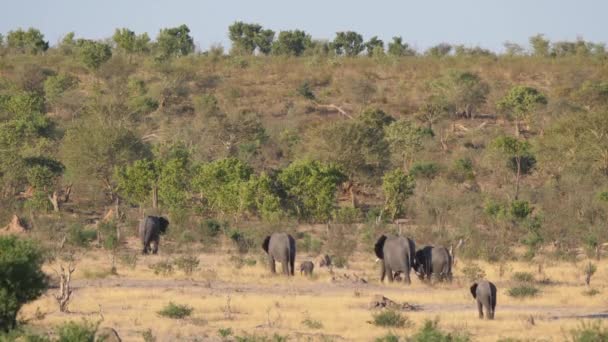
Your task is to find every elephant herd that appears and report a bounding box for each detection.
[138,217,497,320]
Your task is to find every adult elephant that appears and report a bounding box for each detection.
[414,245,453,283]
[374,235,416,284]
[470,280,497,319]
[262,233,296,276]
[139,216,169,254]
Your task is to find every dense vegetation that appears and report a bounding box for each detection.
[1,24,607,262]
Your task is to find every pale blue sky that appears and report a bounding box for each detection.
[1,0,606,52]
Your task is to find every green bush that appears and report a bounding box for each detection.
[510,200,532,219]
[569,321,608,341]
[0,236,48,332]
[409,319,471,342]
[332,207,363,224]
[67,224,97,247]
[511,272,534,283]
[371,310,409,328]
[410,162,440,180]
[142,329,156,342]
[375,333,400,342]
[301,317,323,329]
[200,219,223,238]
[56,320,97,342]
[508,285,540,298]
[157,302,193,319]
[218,327,233,338]
[174,255,200,275]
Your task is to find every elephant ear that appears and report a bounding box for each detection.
[470,283,478,299]
[262,235,271,254]
[374,235,387,259]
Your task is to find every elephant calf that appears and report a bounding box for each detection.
[470,280,497,320]
[139,215,169,255]
[262,233,296,276]
[300,261,314,276]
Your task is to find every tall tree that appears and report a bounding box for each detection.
[430,70,489,119]
[365,36,384,56]
[6,28,48,54]
[497,86,547,136]
[387,36,416,56]
[272,30,311,56]
[156,24,195,59]
[228,22,274,55]
[332,31,364,56]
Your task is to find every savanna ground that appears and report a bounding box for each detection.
[20,232,608,342]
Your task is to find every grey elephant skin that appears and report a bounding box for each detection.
[262,233,296,276]
[414,245,453,282]
[470,280,497,319]
[300,261,314,276]
[139,216,169,254]
[375,235,416,284]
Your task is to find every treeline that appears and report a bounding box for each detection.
[1,24,607,59]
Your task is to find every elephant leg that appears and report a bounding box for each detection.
[282,260,289,275]
[477,300,484,319]
[403,269,411,285]
[386,266,394,282]
[379,263,386,282]
[290,256,295,276]
[152,238,159,254]
[268,257,276,274]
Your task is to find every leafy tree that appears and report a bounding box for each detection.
[112,28,150,55]
[387,36,415,56]
[454,45,494,57]
[156,24,194,59]
[43,73,79,106]
[382,169,415,220]
[316,108,393,182]
[425,43,452,57]
[0,236,48,332]
[6,28,48,54]
[278,160,346,222]
[228,22,274,55]
[497,86,547,136]
[529,34,550,57]
[416,95,451,129]
[365,36,384,56]
[23,157,65,211]
[492,136,532,199]
[75,40,112,70]
[385,119,426,170]
[272,30,311,56]
[431,70,489,119]
[60,119,148,200]
[332,31,364,56]
[246,172,283,222]
[191,158,253,218]
[503,41,525,56]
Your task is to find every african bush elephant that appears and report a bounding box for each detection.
[470,280,497,319]
[414,245,453,283]
[375,235,416,284]
[300,261,314,276]
[262,233,296,276]
[139,216,169,254]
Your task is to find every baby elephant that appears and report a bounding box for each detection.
[470,280,497,320]
[300,261,314,276]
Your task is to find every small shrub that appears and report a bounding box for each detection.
[582,288,600,297]
[174,255,200,275]
[409,319,471,342]
[375,333,400,342]
[332,207,363,224]
[569,321,608,341]
[508,285,540,298]
[333,255,348,268]
[157,302,193,319]
[228,229,255,254]
[301,313,323,329]
[142,328,156,342]
[200,219,223,238]
[462,263,486,282]
[509,200,532,219]
[149,260,174,276]
[218,327,233,338]
[511,272,534,283]
[56,320,97,342]
[372,310,410,328]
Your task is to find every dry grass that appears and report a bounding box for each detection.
[21,243,608,341]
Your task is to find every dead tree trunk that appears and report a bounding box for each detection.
[49,191,60,212]
[55,263,76,313]
[63,184,72,203]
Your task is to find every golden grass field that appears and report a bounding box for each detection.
[20,238,608,342]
